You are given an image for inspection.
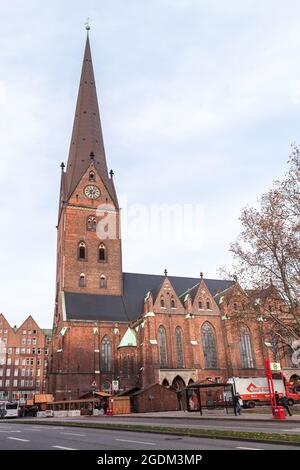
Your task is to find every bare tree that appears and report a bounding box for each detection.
[228,145,300,349]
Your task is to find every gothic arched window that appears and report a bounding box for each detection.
[198,300,203,309]
[202,322,217,369]
[240,324,254,369]
[101,336,111,372]
[158,326,167,368]
[171,298,176,309]
[89,171,95,182]
[160,297,165,308]
[87,216,97,231]
[99,244,106,262]
[100,275,107,288]
[79,273,86,287]
[78,242,86,260]
[175,327,184,368]
[206,300,211,310]
[122,356,129,378]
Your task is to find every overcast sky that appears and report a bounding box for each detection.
[1,0,300,328]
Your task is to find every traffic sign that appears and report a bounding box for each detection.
[270,362,281,371]
[112,380,119,392]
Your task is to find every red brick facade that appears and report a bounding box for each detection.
[0,314,51,401]
[47,35,299,401]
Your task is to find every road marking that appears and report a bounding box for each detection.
[60,432,86,437]
[115,438,156,446]
[7,437,30,442]
[52,445,78,450]
[283,428,300,432]
[0,430,21,433]
[236,446,263,450]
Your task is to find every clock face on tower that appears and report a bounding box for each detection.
[84,185,101,199]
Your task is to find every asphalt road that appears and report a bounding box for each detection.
[0,422,299,450]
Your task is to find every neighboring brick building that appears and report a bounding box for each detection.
[47,33,300,401]
[0,314,52,401]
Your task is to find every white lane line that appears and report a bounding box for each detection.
[283,428,300,432]
[236,446,263,450]
[7,437,30,442]
[115,438,156,446]
[60,432,86,437]
[52,445,78,450]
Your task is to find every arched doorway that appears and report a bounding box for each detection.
[171,376,186,411]
[162,379,170,388]
[188,379,195,386]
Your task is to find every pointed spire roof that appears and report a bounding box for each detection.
[65,34,117,205]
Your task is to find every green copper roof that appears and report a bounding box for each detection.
[118,327,137,348]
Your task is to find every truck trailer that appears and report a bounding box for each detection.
[228,376,300,408]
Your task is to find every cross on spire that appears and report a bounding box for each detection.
[84,18,91,31]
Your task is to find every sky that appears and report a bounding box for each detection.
[1,0,300,328]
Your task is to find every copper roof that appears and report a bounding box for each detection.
[65,34,117,206]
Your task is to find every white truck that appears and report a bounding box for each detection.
[228,377,300,408]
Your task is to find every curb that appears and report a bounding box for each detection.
[9,419,300,448]
[109,414,300,424]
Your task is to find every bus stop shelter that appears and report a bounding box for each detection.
[185,382,236,416]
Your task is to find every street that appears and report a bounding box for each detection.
[0,422,299,450]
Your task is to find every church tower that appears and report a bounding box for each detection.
[54,32,122,328]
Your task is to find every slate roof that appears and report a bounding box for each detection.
[64,272,234,322]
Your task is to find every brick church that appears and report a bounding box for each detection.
[48,33,298,400]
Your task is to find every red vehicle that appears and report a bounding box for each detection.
[228,375,300,408]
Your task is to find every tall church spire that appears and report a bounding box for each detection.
[65,33,117,204]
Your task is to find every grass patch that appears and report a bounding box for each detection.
[9,420,300,446]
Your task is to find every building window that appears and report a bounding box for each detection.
[122,356,129,378]
[160,297,165,308]
[198,300,203,309]
[171,298,176,309]
[240,324,254,369]
[101,336,111,372]
[79,273,86,287]
[202,322,217,369]
[100,275,107,288]
[175,327,184,368]
[89,171,95,182]
[99,244,106,262]
[158,326,167,368]
[87,216,97,231]
[78,242,86,260]
[206,300,211,310]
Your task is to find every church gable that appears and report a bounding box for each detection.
[153,277,185,314]
[216,283,257,320]
[67,161,117,209]
[192,279,220,316]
